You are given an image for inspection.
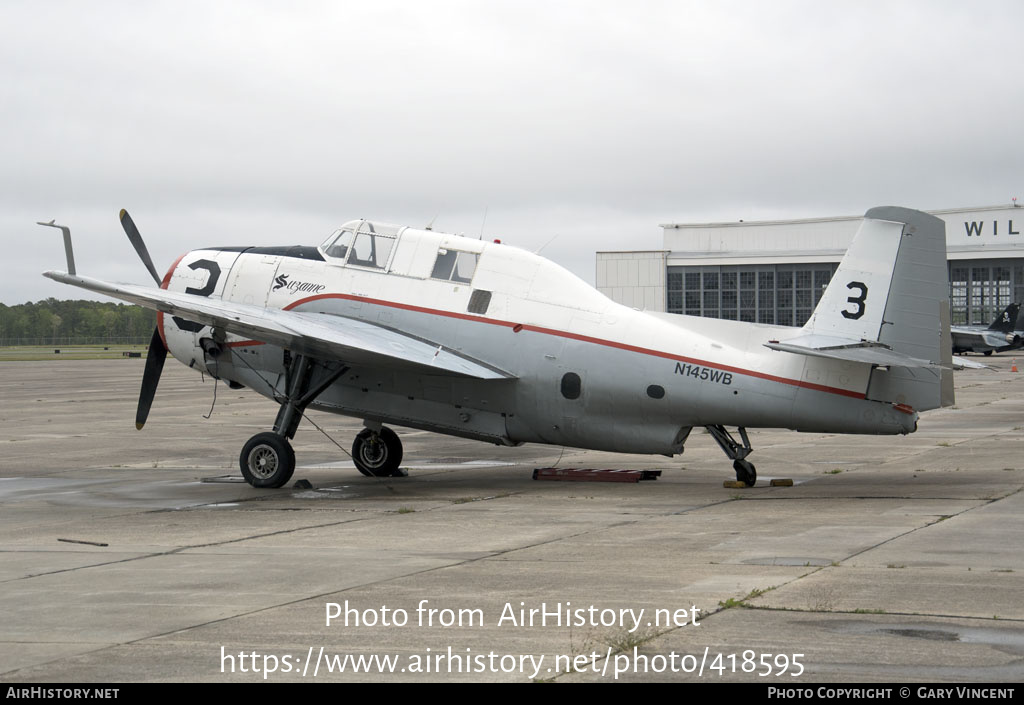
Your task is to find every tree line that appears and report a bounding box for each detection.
[0,299,156,345]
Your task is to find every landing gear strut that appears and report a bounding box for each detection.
[238,354,347,488]
[706,425,756,487]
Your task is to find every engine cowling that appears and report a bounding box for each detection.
[159,249,244,374]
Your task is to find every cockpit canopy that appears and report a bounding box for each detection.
[320,220,402,270]
[318,219,480,283]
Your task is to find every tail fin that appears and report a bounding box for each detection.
[794,207,952,410]
[987,303,1020,332]
[804,207,947,347]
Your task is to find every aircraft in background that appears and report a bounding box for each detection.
[41,206,953,489]
[950,303,1023,355]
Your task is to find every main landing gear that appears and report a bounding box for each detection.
[240,432,296,488]
[236,353,407,487]
[351,426,404,477]
[238,354,347,488]
[706,425,756,487]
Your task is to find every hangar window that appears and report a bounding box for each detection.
[560,372,582,400]
[950,266,969,325]
[814,270,832,305]
[702,290,719,317]
[669,263,838,326]
[721,290,737,320]
[685,292,700,315]
[432,249,479,283]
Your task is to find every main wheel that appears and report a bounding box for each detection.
[240,432,296,488]
[352,427,403,477]
[733,459,757,487]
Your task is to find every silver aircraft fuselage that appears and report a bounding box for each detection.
[155,222,917,458]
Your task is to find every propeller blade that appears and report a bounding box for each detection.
[136,327,168,430]
[119,209,162,285]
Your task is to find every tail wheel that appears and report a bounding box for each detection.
[352,427,403,477]
[240,432,296,488]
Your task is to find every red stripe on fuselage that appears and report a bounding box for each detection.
[157,253,189,349]
[280,292,867,400]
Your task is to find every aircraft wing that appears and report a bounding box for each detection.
[43,271,514,380]
[764,334,939,368]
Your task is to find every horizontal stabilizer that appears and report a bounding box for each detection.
[951,356,989,370]
[42,271,514,380]
[764,334,938,368]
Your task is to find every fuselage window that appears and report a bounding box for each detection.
[647,384,665,399]
[560,372,582,400]
[452,251,478,283]
[349,232,395,270]
[432,249,458,279]
[432,249,479,283]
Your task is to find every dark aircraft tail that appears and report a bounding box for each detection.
[987,303,1020,333]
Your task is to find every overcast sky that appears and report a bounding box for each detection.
[3,0,1021,304]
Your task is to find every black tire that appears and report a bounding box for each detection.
[733,459,757,487]
[352,427,403,477]
[240,432,296,488]
[984,350,993,356]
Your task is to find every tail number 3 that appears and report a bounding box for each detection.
[842,281,867,320]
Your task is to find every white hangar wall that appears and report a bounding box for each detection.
[594,250,668,311]
[597,204,1024,327]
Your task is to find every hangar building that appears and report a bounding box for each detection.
[596,203,1024,327]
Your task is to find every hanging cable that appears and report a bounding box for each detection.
[202,378,218,419]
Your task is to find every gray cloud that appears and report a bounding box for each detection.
[3,1,1021,303]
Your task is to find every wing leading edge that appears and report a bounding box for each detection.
[43,271,514,380]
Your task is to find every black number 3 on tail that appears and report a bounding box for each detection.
[842,281,867,320]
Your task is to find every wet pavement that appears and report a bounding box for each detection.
[1,356,1022,682]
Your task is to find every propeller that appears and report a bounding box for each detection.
[119,209,168,429]
[119,209,162,285]
[136,328,168,430]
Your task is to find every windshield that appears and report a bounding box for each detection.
[321,222,396,270]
